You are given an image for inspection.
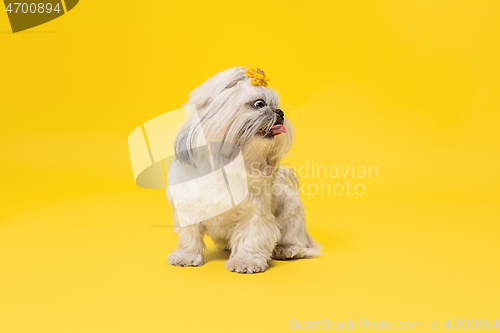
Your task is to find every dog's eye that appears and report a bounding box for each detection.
[253,99,267,109]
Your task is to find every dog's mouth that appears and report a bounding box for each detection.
[257,124,287,139]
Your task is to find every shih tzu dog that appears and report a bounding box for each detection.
[166,67,320,273]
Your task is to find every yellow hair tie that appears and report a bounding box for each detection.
[246,68,270,87]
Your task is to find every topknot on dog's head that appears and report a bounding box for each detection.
[186,67,250,110]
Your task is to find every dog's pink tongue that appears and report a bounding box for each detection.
[270,125,286,136]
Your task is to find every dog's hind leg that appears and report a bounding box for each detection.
[272,174,321,260]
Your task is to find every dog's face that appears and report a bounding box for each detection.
[175,67,294,167]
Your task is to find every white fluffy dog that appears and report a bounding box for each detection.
[167,67,320,273]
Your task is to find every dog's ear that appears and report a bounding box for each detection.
[187,67,247,110]
[174,126,193,166]
[176,67,247,166]
[174,117,201,167]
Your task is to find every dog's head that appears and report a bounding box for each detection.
[175,67,294,167]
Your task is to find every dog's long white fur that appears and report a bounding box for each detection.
[167,67,321,273]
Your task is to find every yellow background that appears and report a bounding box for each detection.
[1,1,499,332]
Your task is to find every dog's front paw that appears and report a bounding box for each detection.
[272,244,321,260]
[225,256,268,274]
[167,251,204,267]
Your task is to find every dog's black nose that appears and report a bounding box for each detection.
[274,109,284,124]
